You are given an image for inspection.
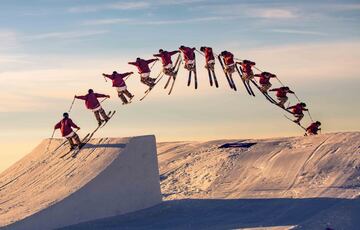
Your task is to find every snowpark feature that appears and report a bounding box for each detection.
[0,135,161,230]
[58,132,358,230]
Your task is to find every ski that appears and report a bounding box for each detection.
[168,58,183,95]
[211,69,219,88]
[100,110,116,128]
[229,75,237,91]
[284,115,306,131]
[164,54,181,90]
[187,69,192,86]
[207,68,213,86]
[217,55,233,89]
[60,133,90,158]
[235,64,253,96]
[140,73,165,101]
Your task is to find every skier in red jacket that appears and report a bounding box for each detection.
[54,113,83,150]
[128,57,158,87]
[254,71,276,93]
[153,49,180,76]
[200,46,215,70]
[269,86,295,108]
[103,71,134,105]
[306,121,321,135]
[179,45,196,71]
[220,51,235,74]
[237,59,256,81]
[75,89,110,126]
[287,102,308,123]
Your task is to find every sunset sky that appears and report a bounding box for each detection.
[1,0,360,171]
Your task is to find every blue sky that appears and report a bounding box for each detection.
[1,0,360,171]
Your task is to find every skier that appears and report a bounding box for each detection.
[179,45,196,71]
[269,86,295,108]
[219,51,235,74]
[54,113,83,150]
[153,49,180,76]
[102,71,134,105]
[237,59,256,82]
[200,46,218,87]
[200,46,215,70]
[254,72,276,93]
[306,121,321,135]
[75,89,110,126]
[128,57,158,88]
[287,102,308,123]
[179,45,197,89]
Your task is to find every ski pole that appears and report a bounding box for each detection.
[195,49,205,57]
[68,97,76,113]
[45,129,56,153]
[150,59,158,70]
[100,97,108,103]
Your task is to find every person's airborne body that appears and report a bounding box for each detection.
[54,113,83,150]
[306,121,321,135]
[103,71,134,105]
[287,102,308,124]
[200,46,215,70]
[179,45,196,71]
[220,51,235,74]
[269,86,295,108]
[153,49,180,76]
[75,89,110,126]
[237,59,256,82]
[128,57,158,88]
[254,72,276,93]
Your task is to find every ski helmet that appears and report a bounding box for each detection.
[63,112,69,118]
[179,45,185,49]
[221,51,227,56]
[88,89,94,94]
[113,71,117,75]
[159,49,164,53]
[301,102,307,107]
[316,121,321,125]
[200,46,206,52]
[136,57,141,62]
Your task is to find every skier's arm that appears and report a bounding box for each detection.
[54,122,61,130]
[123,72,133,78]
[254,74,261,77]
[128,62,137,66]
[269,88,278,92]
[288,90,295,94]
[146,58,158,64]
[69,119,80,130]
[75,95,86,100]
[169,50,180,56]
[102,73,113,80]
[153,54,161,57]
[287,105,295,109]
[95,93,110,98]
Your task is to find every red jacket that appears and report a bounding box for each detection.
[204,47,215,63]
[154,50,179,66]
[240,60,256,75]
[179,46,195,63]
[306,123,320,134]
[128,58,157,74]
[222,51,234,66]
[270,87,294,98]
[104,72,132,87]
[54,118,79,137]
[255,72,275,85]
[75,92,108,110]
[288,103,307,114]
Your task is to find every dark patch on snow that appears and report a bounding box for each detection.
[218,142,256,149]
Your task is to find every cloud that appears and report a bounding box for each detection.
[326,3,360,11]
[26,30,108,40]
[250,8,298,19]
[83,16,235,26]
[0,30,19,49]
[269,29,327,36]
[68,2,150,13]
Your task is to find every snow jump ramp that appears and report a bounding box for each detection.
[0,135,162,230]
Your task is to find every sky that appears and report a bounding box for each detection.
[1,0,360,172]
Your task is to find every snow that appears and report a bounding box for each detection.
[1,132,360,229]
[0,135,162,230]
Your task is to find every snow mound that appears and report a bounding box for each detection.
[0,135,161,230]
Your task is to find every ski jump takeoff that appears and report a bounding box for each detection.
[103,71,134,105]
[179,45,198,89]
[200,46,218,88]
[49,44,322,155]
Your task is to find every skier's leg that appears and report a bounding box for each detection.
[119,93,128,104]
[294,113,304,123]
[277,96,288,108]
[99,108,109,121]
[66,137,76,150]
[123,89,134,99]
[93,110,103,126]
[72,133,81,145]
[261,83,272,93]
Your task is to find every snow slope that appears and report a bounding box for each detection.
[63,132,360,229]
[0,135,161,230]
